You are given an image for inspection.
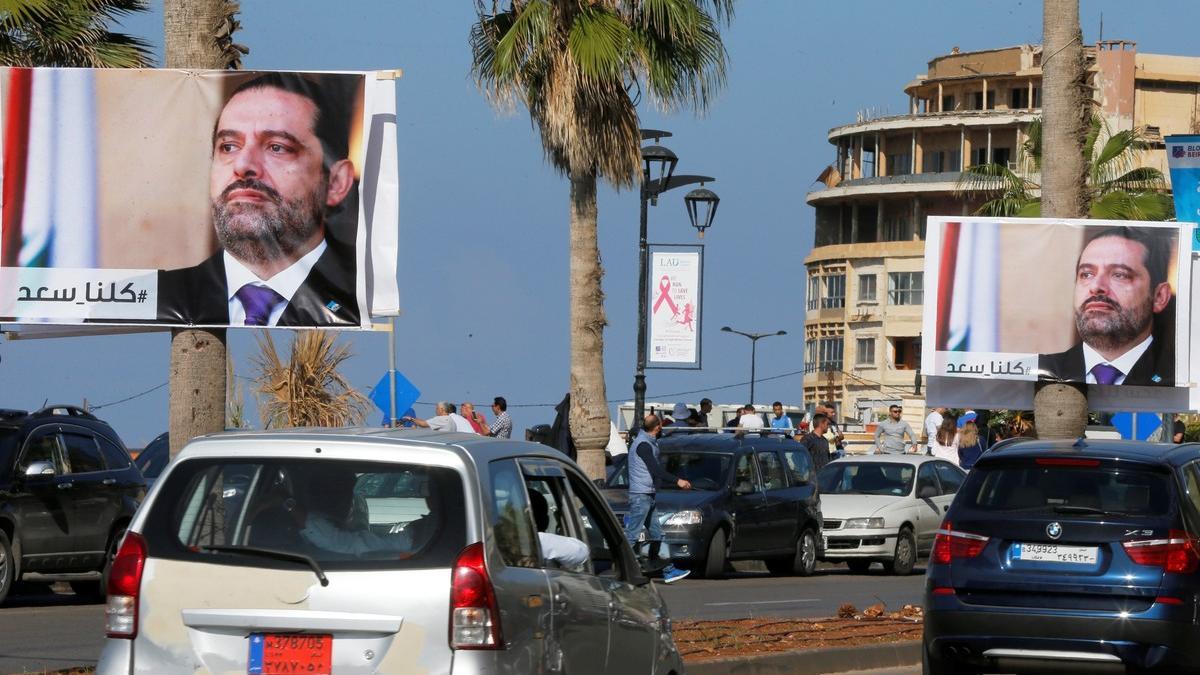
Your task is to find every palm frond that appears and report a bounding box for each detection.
[1089,190,1174,221]
[253,330,369,429]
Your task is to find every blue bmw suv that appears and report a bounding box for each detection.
[924,438,1200,674]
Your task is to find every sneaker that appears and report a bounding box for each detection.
[661,564,691,584]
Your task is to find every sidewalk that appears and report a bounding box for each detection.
[685,641,920,675]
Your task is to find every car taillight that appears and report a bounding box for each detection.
[450,542,503,650]
[105,532,146,639]
[931,521,989,565]
[1123,530,1200,573]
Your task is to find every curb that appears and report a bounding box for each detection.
[685,640,921,675]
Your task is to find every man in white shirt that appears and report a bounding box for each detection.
[1037,227,1175,386]
[158,73,360,327]
[404,402,475,432]
[738,405,765,430]
[529,488,589,570]
[924,407,945,455]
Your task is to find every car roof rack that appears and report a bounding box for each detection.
[32,404,98,420]
[660,426,797,437]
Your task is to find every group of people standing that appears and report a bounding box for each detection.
[922,407,1035,469]
[401,397,513,438]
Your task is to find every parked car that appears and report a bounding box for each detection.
[603,430,822,578]
[924,438,1200,674]
[817,454,965,574]
[96,427,683,675]
[0,405,145,603]
[132,432,168,488]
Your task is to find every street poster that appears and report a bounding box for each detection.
[922,216,1191,389]
[1166,135,1200,251]
[647,244,702,369]
[0,67,399,329]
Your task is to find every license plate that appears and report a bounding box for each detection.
[248,633,332,675]
[1013,542,1098,564]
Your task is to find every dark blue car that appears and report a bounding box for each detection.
[924,438,1200,674]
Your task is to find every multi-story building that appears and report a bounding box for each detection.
[804,41,1200,424]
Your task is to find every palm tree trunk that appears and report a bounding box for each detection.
[1036,0,1089,439]
[164,0,238,457]
[568,171,612,480]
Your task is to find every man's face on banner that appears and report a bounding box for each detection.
[1073,235,1171,351]
[210,86,330,266]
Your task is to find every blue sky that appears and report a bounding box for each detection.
[1,1,1197,446]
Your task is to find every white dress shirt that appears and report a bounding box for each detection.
[538,531,590,569]
[1081,335,1153,385]
[224,240,327,326]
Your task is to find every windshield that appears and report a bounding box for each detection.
[134,436,169,478]
[605,451,732,491]
[142,459,467,570]
[962,462,1171,516]
[818,462,915,496]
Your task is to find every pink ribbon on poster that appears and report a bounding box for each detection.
[653,275,678,315]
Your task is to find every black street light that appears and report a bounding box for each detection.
[721,326,787,406]
[632,129,719,435]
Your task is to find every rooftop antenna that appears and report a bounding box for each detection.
[1098,12,1103,42]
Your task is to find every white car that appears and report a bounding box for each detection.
[816,454,965,574]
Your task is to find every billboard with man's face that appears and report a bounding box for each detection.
[0,67,399,329]
[921,216,1192,388]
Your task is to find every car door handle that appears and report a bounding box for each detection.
[102,478,117,486]
[57,482,74,490]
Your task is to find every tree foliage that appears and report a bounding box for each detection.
[253,331,369,429]
[0,0,153,68]
[956,115,1174,221]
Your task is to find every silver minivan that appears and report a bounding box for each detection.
[95,428,684,674]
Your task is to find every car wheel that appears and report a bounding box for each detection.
[886,528,916,575]
[701,529,727,579]
[0,530,13,605]
[792,529,818,576]
[846,559,872,574]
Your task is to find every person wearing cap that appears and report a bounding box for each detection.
[956,410,985,469]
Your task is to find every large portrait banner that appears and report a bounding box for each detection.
[0,67,399,330]
[922,217,1192,391]
[647,244,703,369]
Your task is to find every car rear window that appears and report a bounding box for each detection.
[962,462,1172,516]
[142,459,467,570]
[817,462,915,496]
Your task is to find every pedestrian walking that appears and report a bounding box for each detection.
[874,404,918,454]
[625,413,692,583]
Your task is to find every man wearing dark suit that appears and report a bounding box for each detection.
[1038,226,1175,386]
[158,73,359,327]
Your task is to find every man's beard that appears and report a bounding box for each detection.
[1075,293,1153,352]
[212,178,325,267]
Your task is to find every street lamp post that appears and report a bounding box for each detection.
[632,129,719,436]
[721,326,787,406]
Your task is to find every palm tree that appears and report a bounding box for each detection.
[0,0,153,67]
[164,0,246,457]
[470,0,733,479]
[956,116,1173,220]
[253,330,369,428]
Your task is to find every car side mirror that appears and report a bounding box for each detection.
[918,485,938,499]
[24,461,56,479]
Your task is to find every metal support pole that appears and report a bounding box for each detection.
[388,317,397,426]
[632,181,650,436]
[749,338,758,406]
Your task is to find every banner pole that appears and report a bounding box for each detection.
[388,317,397,425]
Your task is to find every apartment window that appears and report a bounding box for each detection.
[856,337,876,367]
[922,150,961,173]
[940,95,955,112]
[891,336,921,370]
[882,216,908,242]
[862,146,876,178]
[821,274,846,309]
[819,338,844,372]
[858,274,877,302]
[971,147,990,167]
[992,147,1012,168]
[1032,87,1041,107]
[886,153,911,176]
[972,91,992,110]
[807,276,821,311]
[1010,87,1029,109]
[888,272,923,305]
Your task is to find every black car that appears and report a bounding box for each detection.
[603,430,822,578]
[133,432,169,487]
[925,438,1200,674]
[0,405,145,603]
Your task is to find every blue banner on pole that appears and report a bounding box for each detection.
[369,370,420,426]
[1165,135,1200,251]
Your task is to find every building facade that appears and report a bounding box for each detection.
[803,41,1200,424]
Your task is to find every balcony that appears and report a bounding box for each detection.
[827,108,1040,140]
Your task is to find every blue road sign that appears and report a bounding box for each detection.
[1111,412,1161,441]
[370,370,420,426]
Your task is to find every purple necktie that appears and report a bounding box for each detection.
[1091,363,1123,385]
[235,284,284,326]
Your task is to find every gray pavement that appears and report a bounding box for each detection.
[0,583,105,674]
